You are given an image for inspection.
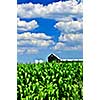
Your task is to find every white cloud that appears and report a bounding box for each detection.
[17,32,54,47]
[55,16,73,22]
[54,20,83,33]
[17,0,82,20]
[53,42,65,50]
[34,59,44,63]
[17,47,38,54]
[59,33,83,42]
[54,16,83,51]
[53,42,82,51]
[17,48,25,54]
[53,15,83,51]
[17,40,31,45]
[27,48,38,54]
[17,39,54,47]
[17,0,83,53]
[17,32,52,40]
[31,39,54,47]
[52,33,83,51]
[17,18,38,31]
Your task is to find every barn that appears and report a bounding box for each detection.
[48,54,61,62]
[48,53,82,62]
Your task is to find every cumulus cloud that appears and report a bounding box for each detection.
[53,42,65,50]
[52,33,83,51]
[54,20,83,34]
[17,18,38,31]
[17,0,82,20]
[17,39,54,47]
[17,32,54,47]
[17,0,83,54]
[53,42,82,51]
[53,17,83,51]
[17,47,38,54]
[31,39,54,47]
[17,32,52,40]
[59,33,82,42]
[17,32,54,55]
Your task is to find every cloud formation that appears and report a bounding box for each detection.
[17,47,39,54]
[59,33,82,42]
[17,18,38,31]
[17,32,54,47]
[17,0,83,60]
[53,16,83,51]
[17,0,82,20]
[54,20,83,34]
[17,48,25,54]
[17,32,52,40]
[53,32,83,51]
[53,41,82,51]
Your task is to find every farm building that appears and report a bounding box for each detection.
[48,53,83,62]
[48,54,61,62]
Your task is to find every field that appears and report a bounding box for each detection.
[17,61,83,100]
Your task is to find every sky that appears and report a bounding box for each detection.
[17,0,83,63]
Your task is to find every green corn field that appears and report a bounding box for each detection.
[17,61,83,100]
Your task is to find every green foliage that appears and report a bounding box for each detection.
[17,61,83,100]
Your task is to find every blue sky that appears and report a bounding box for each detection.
[18,0,68,5]
[17,0,83,63]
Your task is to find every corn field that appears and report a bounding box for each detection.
[17,61,83,100]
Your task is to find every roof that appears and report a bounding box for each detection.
[48,53,60,59]
[48,53,83,62]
